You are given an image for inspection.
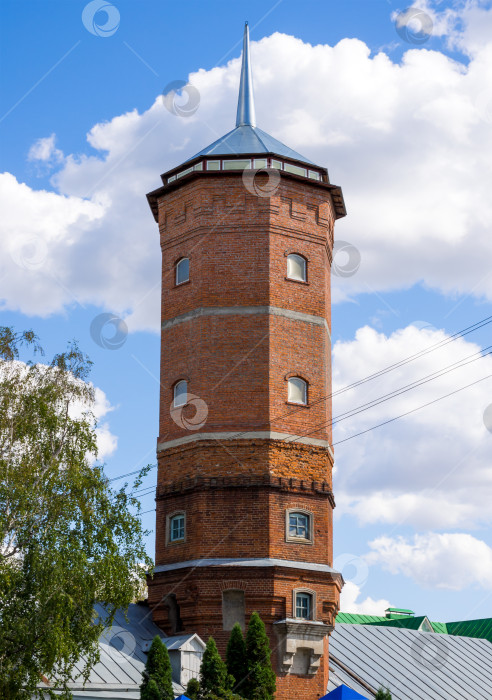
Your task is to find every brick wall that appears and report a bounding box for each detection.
[147,167,341,700]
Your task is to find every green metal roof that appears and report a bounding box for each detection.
[365,615,430,631]
[335,613,389,625]
[445,617,492,643]
[335,611,492,641]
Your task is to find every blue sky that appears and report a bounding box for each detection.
[2,0,492,624]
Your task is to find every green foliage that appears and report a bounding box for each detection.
[0,327,153,699]
[142,679,162,700]
[198,637,244,700]
[186,677,200,700]
[244,612,276,700]
[375,688,392,700]
[226,623,248,695]
[140,636,174,700]
[199,637,229,698]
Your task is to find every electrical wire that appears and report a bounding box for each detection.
[107,313,492,488]
[331,373,492,447]
[283,345,492,442]
[226,312,492,440]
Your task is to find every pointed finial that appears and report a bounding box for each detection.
[236,22,257,128]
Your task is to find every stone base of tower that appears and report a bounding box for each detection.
[147,560,342,700]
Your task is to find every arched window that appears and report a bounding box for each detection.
[176,257,190,285]
[287,254,307,282]
[295,592,313,620]
[174,380,188,407]
[169,513,185,542]
[288,377,307,405]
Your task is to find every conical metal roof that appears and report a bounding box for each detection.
[189,124,316,164]
[187,22,316,166]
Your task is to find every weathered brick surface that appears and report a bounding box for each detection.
[148,563,340,699]
[147,169,341,700]
[154,484,333,566]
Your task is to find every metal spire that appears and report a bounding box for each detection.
[236,22,257,128]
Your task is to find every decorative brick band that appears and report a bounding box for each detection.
[156,474,336,508]
[153,557,342,576]
[157,431,334,458]
[161,305,331,337]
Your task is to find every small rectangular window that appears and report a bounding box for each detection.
[289,513,309,538]
[170,514,185,542]
[271,159,283,169]
[308,170,321,180]
[206,160,221,170]
[223,159,252,170]
[194,161,203,170]
[253,158,268,169]
[176,167,193,179]
[296,593,312,619]
[168,175,176,183]
[284,163,307,177]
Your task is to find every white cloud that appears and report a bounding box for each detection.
[367,532,492,590]
[28,133,64,165]
[339,581,391,615]
[332,324,492,529]
[0,359,117,462]
[2,10,492,326]
[92,386,118,461]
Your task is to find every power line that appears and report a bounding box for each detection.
[135,373,492,514]
[107,313,492,485]
[284,345,492,442]
[108,464,157,484]
[223,312,492,441]
[330,373,492,446]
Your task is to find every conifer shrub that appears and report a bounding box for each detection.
[226,623,248,695]
[244,612,276,700]
[140,635,174,700]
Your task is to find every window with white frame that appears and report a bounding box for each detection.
[288,377,307,405]
[295,592,313,620]
[174,380,188,407]
[176,257,190,285]
[287,254,307,282]
[169,513,185,542]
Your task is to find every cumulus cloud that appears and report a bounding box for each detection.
[332,324,492,529]
[367,532,492,590]
[339,581,391,615]
[2,6,492,326]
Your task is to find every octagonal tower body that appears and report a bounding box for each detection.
[146,24,346,700]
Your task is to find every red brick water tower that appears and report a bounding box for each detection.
[147,24,346,699]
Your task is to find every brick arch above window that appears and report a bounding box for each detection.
[284,371,313,384]
[283,248,311,260]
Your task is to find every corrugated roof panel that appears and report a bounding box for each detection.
[446,618,492,643]
[329,623,492,700]
[365,616,430,631]
[40,603,187,696]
